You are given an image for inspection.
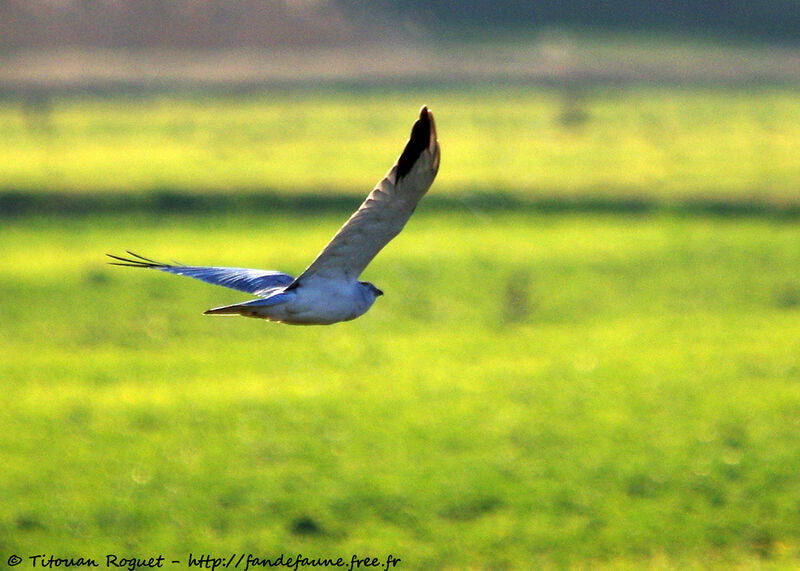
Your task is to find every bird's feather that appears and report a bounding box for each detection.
[106,251,294,296]
[289,105,440,285]
[203,292,293,315]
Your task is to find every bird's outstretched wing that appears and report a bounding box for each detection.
[290,106,440,285]
[106,251,294,296]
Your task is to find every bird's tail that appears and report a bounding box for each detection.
[204,293,290,317]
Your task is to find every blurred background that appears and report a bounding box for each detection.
[1,2,800,569]
[3,0,800,84]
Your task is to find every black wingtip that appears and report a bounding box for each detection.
[395,106,435,181]
[106,251,171,268]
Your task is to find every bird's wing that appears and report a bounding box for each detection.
[290,106,440,285]
[107,251,294,296]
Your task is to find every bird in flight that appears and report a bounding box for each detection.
[108,106,440,325]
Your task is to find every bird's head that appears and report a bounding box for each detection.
[360,281,384,299]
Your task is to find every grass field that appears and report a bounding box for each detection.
[1,86,800,569]
[1,209,799,568]
[1,86,800,203]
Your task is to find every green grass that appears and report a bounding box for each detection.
[2,211,800,568]
[2,87,800,202]
[2,84,800,567]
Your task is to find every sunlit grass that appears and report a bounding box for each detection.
[2,87,800,201]
[2,83,799,567]
[1,211,799,567]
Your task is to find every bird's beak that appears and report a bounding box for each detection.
[376,288,384,296]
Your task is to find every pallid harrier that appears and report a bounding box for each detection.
[108,106,440,325]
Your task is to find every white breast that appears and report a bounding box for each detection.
[277,278,375,325]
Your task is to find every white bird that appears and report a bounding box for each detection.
[108,106,440,325]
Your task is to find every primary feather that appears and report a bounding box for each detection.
[107,251,294,296]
